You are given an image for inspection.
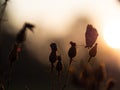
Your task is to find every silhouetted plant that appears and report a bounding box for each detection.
[49,42,58,90]
[88,43,97,62]
[68,41,76,67]
[7,22,35,90]
[61,41,77,90]
[85,24,98,49]
[55,55,63,90]
[48,24,101,90]
[49,43,58,72]
[8,43,21,67]
[56,56,63,78]
[16,23,34,44]
[8,23,35,67]
[56,24,116,90]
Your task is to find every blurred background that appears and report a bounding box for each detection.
[1,0,120,90]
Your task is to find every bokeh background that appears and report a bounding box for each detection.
[1,0,120,90]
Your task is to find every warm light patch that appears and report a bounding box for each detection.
[103,20,120,49]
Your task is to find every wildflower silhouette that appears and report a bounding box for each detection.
[16,23,34,44]
[49,43,58,72]
[68,41,76,67]
[49,43,58,90]
[8,43,21,67]
[85,24,98,49]
[7,22,35,90]
[8,23,35,67]
[62,41,77,90]
[88,43,97,62]
[56,56,63,90]
[56,56,63,78]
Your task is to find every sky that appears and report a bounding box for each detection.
[4,0,120,64]
[1,0,120,90]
